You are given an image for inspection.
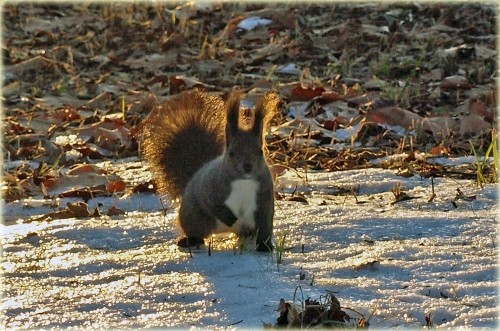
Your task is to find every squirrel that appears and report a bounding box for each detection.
[140,89,280,251]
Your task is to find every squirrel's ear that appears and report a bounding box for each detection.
[253,91,280,138]
[225,91,241,138]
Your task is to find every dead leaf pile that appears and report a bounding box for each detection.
[267,293,369,329]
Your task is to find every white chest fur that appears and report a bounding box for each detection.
[218,179,259,233]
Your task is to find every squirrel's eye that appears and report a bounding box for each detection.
[228,150,235,158]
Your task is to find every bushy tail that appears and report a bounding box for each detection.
[140,89,226,198]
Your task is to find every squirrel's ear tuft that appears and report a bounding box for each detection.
[225,90,242,137]
[253,91,280,137]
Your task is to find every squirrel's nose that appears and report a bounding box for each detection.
[243,163,252,173]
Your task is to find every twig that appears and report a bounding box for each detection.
[428,177,437,202]
[227,319,243,327]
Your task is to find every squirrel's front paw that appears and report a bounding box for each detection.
[177,236,205,248]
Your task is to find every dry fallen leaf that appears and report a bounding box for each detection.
[440,75,472,90]
[107,180,126,193]
[107,206,126,216]
[66,201,91,218]
[67,164,106,175]
[459,115,492,136]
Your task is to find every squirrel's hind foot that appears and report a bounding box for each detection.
[177,236,205,248]
[256,241,273,252]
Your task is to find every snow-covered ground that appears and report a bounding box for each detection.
[1,159,498,329]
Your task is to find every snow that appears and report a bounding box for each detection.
[236,17,273,31]
[277,63,301,75]
[1,161,499,329]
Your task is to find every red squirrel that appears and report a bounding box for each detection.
[141,89,280,251]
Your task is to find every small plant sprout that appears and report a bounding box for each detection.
[470,129,499,188]
[266,64,277,81]
[121,94,126,121]
[276,229,287,270]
